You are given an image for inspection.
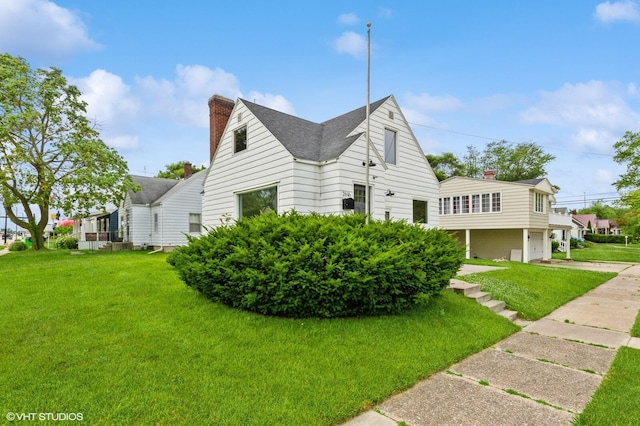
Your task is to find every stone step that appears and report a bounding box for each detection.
[448,279,481,296]
[482,299,506,313]
[467,291,492,303]
[498,309,518,321]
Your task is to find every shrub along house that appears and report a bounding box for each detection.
[439,172,572,262]
[202,94,439,227]
[119,164,205,250]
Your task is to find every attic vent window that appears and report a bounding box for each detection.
[237,112,242,122]
[388,111,394,119]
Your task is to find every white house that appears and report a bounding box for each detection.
[120,166,206,250]
[202,94,440,227]
[439,174,572,262]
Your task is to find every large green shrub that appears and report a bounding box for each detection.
[54,236,78,249]
[9,241,27,251]
[168,212,464,318]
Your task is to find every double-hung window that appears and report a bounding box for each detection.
[189,213,201,232]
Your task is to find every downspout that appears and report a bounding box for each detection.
[149,203,164,254]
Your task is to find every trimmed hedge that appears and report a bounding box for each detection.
[168,211,464,318]
[584,233,628,244]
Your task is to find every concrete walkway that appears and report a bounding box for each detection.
[343,262,640,426]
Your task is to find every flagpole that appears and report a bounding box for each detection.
[365,22,371,225]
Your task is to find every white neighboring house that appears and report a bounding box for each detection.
[202,94,439,226]
[439,173,572,263]
[120,168,206,251]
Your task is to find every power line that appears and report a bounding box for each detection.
[408,121,615,157]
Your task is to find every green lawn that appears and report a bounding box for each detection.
[459,262,616,320]
[554,242,640,263]
[573,347,640,425]
[1,250,518,425]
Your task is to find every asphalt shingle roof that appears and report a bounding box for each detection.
[129,175,180,205]
[241,95,391,162]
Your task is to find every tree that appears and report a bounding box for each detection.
[425,152,464,181]
[156,161,206,179]
[462,140,555,181]
[0,54,136,250]
[613,131,640,237]
[613,131,640,191]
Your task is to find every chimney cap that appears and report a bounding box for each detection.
[483,169,496,180]
[208,94,235,106]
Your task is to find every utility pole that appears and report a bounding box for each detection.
[365,21,371,225]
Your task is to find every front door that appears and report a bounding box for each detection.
[354,184,370,214]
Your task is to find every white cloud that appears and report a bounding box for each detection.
[246,91,296,115]
[594,1,640,23]
[104,135,139,150]
[136,64,242,127]
[403,92,464,112]
[520,80,639,130]
[72,69,141,125]
[338,13,359,25]
[0,0,101,59]
[569,129,617,153]
[333,31,367,58]
[71,69,141,150]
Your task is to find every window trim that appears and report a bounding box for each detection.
[188,213,201,233]
[233,125,247,154]
[384,128,397,165]
[237,185,278,219]
[413,199,428,224]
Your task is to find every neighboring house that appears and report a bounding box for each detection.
[439,173,572,263]
[570,215,587,240]
[572,214,622,236]
[202,94,439,227]
[120,165,206,250]
[73,209,119,250]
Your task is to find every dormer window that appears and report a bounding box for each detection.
[234,126,247,153]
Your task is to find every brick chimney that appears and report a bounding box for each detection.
[483,169,496,180]
[208,95,235,162]
[183,161,192,179]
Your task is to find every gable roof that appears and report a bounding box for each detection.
[154,170,206,205]
[240,96,391,162]
[129,175,180,205]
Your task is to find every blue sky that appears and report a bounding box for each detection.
[1,0,639,216]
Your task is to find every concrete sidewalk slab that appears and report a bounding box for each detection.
[457,264,505,276]
[546,295,640,332]
[537,261,633,273]
[496,332,616,375]
[628,337,640,349]
[341,411,396,426]
[377,373,573,426]
[525,318,630,348]
[450,349,601,413]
